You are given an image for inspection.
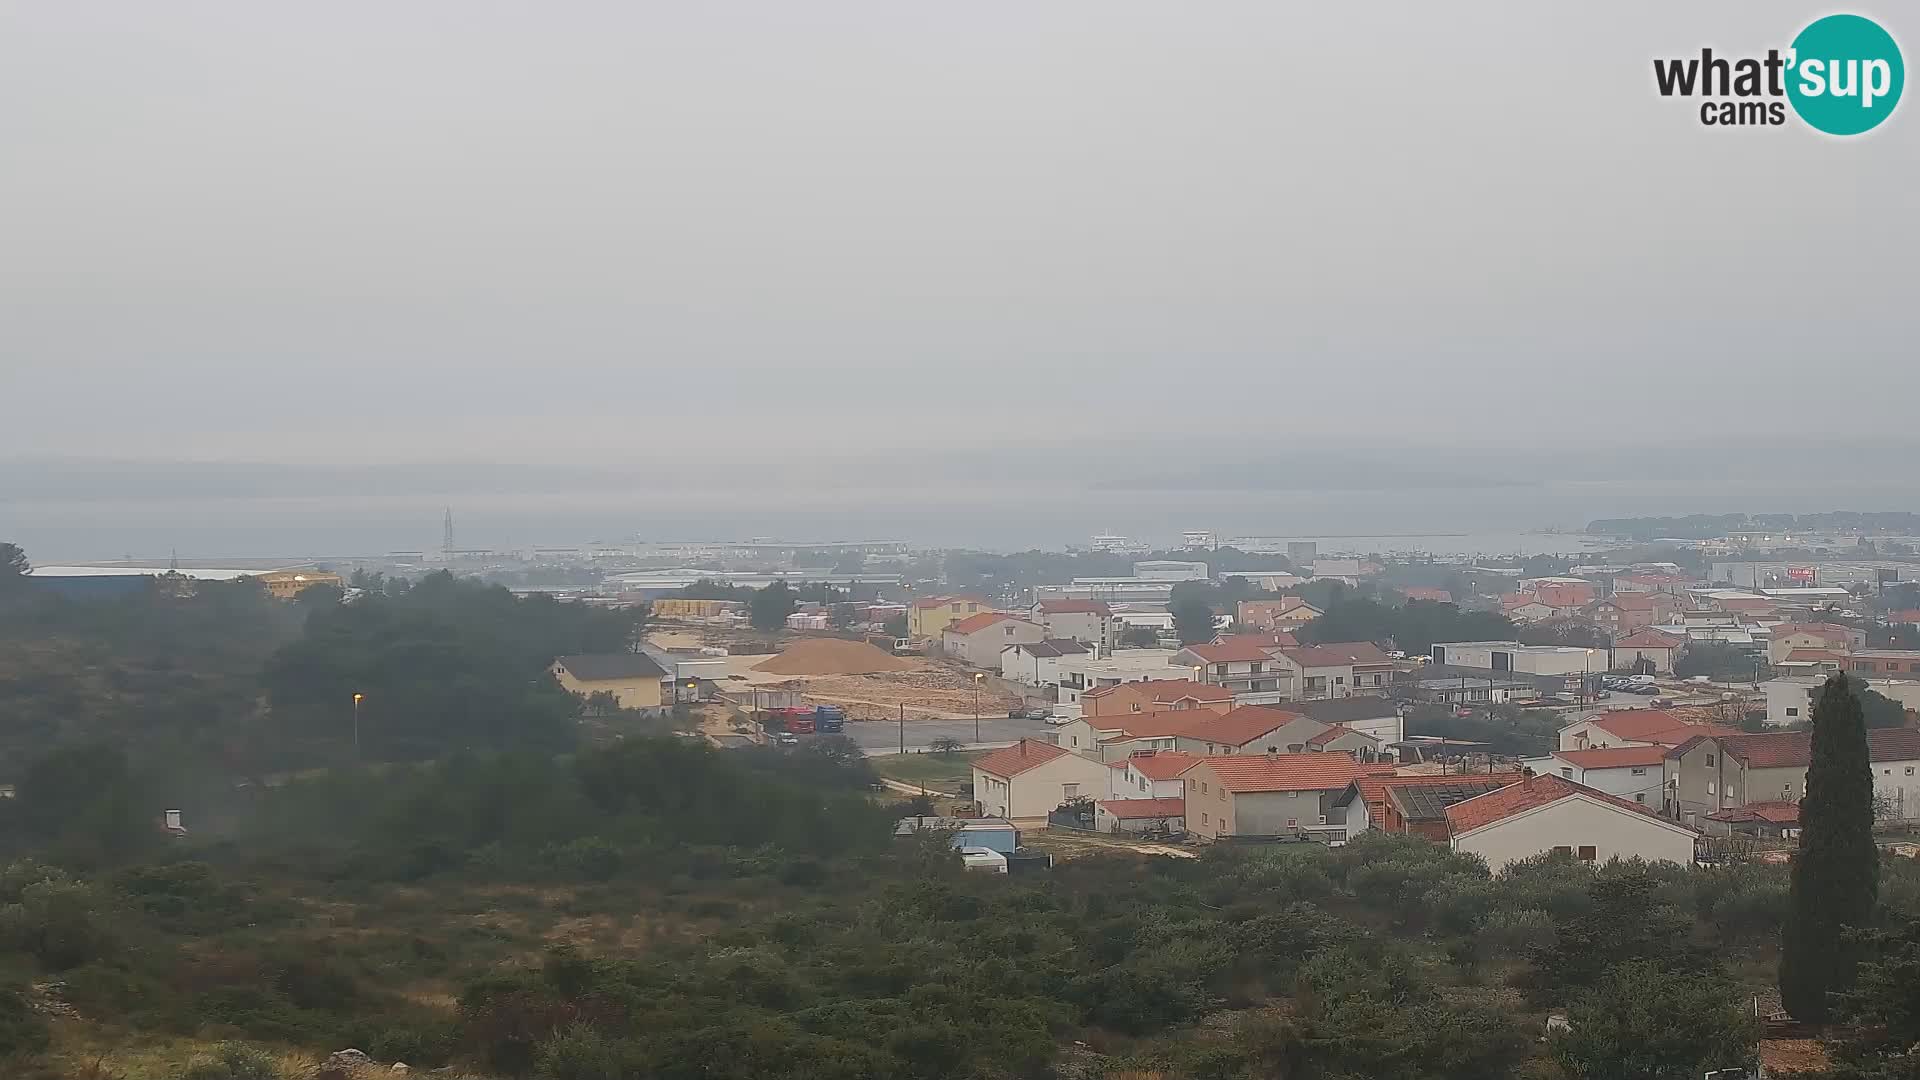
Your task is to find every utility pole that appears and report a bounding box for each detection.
[899,703,906,755]
[973,673,984,744]
[352,692,364,760]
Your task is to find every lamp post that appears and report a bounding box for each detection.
[351,692,364,760]
[973,672,984,744]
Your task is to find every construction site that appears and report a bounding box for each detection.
[650,627,1024,721]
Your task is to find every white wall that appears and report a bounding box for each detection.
[972,753,1115,819]
[1520,758,1663,805]
[1874,757,1920,821]
[1453,796,1697,873]
[1762,679,1818,728]
[1000,647,1064,686]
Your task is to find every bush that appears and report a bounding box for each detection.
[182,1042,283,1080]
[0,983,50,1060]
[0,876,115,970]
[544,838,621,882]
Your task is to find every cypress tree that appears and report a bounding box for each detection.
[1779,672,1880,1023]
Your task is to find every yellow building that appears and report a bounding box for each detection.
[907,595,993,640]
[551,653,670,711]
[650,598,745,619]
[256,569,344,600]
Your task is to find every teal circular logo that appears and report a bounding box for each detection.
[1786,14,1904,135]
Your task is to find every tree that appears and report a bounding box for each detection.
[883,612,908,639]
[750,581,797,631]
[828,603,858,630]
[1780,673,1881,1024]
[1170,584,1217,646]
[1119,625,1160,649]
[1551,960,1757,1080]
[929,737,964,755]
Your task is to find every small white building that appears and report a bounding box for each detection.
[1429,641,1605,677]
[1445,774,1700,873]
[971,740,1116,822]
[999,639,1089,686]
[942,613,1045,668]
[1517,746,1668,808]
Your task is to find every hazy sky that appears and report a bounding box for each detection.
[2,2,1916,466]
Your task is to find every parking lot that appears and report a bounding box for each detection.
[842,715,1054,754]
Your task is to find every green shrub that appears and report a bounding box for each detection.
[0,876,116,970]
[0,983,50,1060]
[182,1041,282,1080]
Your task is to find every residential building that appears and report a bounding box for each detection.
[1445,774,1700,872]
[550,653,670,711]
[650,598,746,619]
[1400,663,1546,706]
[1848,650,1920,680]
[1306,725,1383,757]
[1133,560,1209,581]
[1052,650,1186,711]
[1767,623,1866,665]
[1584,592,1669,636]
[1182,753,1375,843]
[1610,630,1685,674]
[1079,678,1235,719]
[1558,709,1739,752]
[257,569,345,600]
[970,740,1114,822]
[1094,797,1187,835]
[1174,639,1294,704]
[1429,641,1605,677]
[1663,728,1920,825]
[1776,650,1847,677]
[907,595,993,640]
[1107,749,1201,800]
[1171,706,1329,757]
[942,613,1045,668]
[1519,746,1668,807]
[1275,642,1394,699]
[1701,802,1800,840]
[1237,597,1324,633]
[1336,773,1522,840]
[1289,696,1405,744]
[1031,599,1120,651]
[999,639,1089,686]
[1502,597,1560,623]
[1761,677,1821,726]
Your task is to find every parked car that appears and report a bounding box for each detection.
[1045,714,1072,726]
[1650,697,1673,707]
[1629,684,1661,695]
[775,732,800,746]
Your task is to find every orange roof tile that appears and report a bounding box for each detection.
[1096,797,1188,820]
[1586,709,1739,746]
[1614,630,1682,649]
[1182,639,1278,663]
[971,739,1071,779]
[1552,745,1670,769]
[1196,752,1363,793]
[1082,678,1234,704]
[1123,750,1202,780]
[1350,771,1524,824]
[1444,773,1684,835]
[1177,706,1311,748]
[945,612,1016,635]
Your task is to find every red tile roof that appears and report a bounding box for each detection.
[1083,678,1234,704]
[1887,609,1920,625]
[1307,725,1353,747]
[1614,630,1681,649]
[945,612,1018,636]
[1608,593,1661,611]
[1096,797,1188,820]
[1781,648,1845,664]
[1712,728,1920,770]
[971,739,1071,779]
[1707,800,1801,825]
[1282,642,1391,668]
[1178,705,1311,748]
[1038,599,1112,615]
[1094,714,1205,739]
[1182,639,1279,663]
[1585,709,1740,746]
[1552,745,1670,769]
[1123,750,1203,780]
[1444,773,1684,835]
[1196,752,1364,793]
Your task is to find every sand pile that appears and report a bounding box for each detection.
[752,638,916,676]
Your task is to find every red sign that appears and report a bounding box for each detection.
[1787,566,1816,582]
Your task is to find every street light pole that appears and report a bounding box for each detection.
[351,692,364,760]
[973,673,983,744]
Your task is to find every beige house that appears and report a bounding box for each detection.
[1663,728,1920,826]
[551,653,670,711]
[1171,706,1329,757]
[942,613,1045,668]
[1767,623,1866,665]
[971,740,1115,822]
[1610,630,1683,674]
[908,595,993,640]
[1181,753,1371,843]
[1445,774,1699,873]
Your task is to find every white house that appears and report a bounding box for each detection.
[942,613,1045,668]
[1031,599,1121,651]
[1170,706,1330,757]
[1106,749,1201,800]
[970,740,1115,822]
[1610,630,1684,674]
[1174,639,1295,705]
[1292,696,1406,744]
[999,639,1089,686]
[1444,774,1700,873]
[1517,745,1668,807]
[1275,642,1395,700]
[1430,641,1605,677]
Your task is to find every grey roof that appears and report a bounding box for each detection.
[1386,778,1514,822]
[1292,697,1399,723]
[1017,639,1090,658]
[895,816,1014,835]
[554,653,667,681]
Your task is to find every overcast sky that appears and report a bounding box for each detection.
[2,2,1915,467]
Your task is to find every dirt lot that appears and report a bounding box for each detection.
[654,627,1021,719]
[1022,829,1198,860]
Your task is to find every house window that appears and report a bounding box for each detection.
[1286,818,1297,827]
[1787,708,1799,717]
[1335,676,1346,685]
[1218,789,1225,801]
[1553,845,1572,855]
[1201,782,1209,794]
[1559,767,1572,778]
[1707,781,1716,795]
[1063,784,1079,798]
[1908,767,1916,776]
[1189,778,1196,790]
[1201,812,1209,826]
[1635,793,1646,803]
[1578,846,1597,861]
[1630,767,1646,776]
[1705,755,1715,766]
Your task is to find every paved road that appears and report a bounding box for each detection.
[844,716,1054,755]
